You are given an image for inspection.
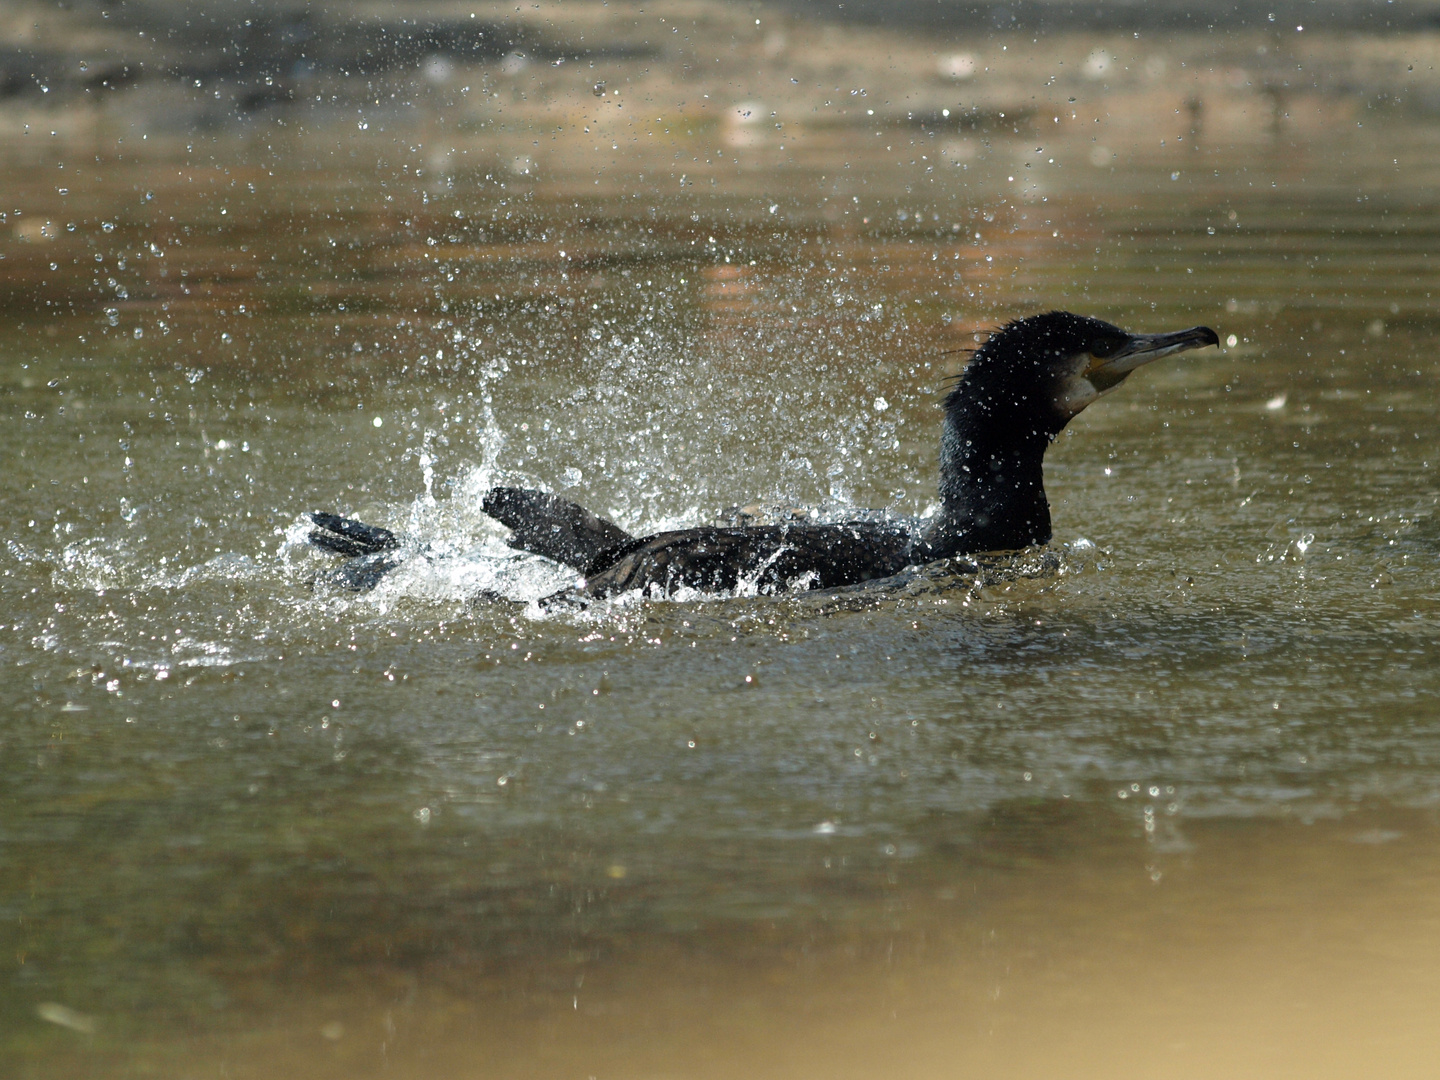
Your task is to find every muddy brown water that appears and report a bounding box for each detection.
[2,97,1440,1078]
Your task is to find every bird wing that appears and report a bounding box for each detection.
[482,487,634,573]
[582,522,915,598]
[307,511,401,557]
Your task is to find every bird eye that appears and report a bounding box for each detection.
[1089,337,1124,359]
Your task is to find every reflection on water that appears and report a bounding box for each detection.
[4,12,1440,1077]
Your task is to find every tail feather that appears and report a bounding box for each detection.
[482,486,632,573]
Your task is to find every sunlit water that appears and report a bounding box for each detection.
[3,98,1440,1078]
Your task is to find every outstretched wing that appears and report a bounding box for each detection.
[482,487,634,573]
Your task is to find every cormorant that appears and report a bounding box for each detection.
[307,311,1218,599]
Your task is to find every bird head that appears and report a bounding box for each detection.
[950,311,1220,438]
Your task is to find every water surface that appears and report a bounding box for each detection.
[3,61,1440,1078]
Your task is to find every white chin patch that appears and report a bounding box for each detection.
[1054,375,1100,418]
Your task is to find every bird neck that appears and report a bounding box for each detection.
[922,407,1054,557]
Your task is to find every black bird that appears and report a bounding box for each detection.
[307,311,1218,599]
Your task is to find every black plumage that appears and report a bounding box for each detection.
[307,311,1218,600]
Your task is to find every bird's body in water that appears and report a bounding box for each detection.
[307,312,1218,600]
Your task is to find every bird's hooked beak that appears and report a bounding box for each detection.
[1054,324,1219,418]
[1084,325,1220,391]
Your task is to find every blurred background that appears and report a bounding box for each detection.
[5,1,1438,167]
[6,0,1438,389]
[4,0,1438,341]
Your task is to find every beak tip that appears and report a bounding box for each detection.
[1197,326,1220,348]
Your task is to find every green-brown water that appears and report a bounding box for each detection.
[4,83,1440,1078]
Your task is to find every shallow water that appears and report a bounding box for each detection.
[4,68,1440,1078]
